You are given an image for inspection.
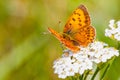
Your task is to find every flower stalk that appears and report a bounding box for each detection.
[91,66,100,80]
[100,63,110,80]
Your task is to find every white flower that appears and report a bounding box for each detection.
[105,19,120,41]
[105,29,112,37]
[88,41,119,63]
[109,19,115,29]
[117,21,120,27]
[53,41,119,79]
[53,49,93,79]
[114,34,120,41]
[53,57,74,79]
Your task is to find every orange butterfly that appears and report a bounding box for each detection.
[48,4,95,52]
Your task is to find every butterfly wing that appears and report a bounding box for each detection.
[63,4,95,47]
[48,27,80,52]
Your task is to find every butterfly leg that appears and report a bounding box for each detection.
[60,43,65,51]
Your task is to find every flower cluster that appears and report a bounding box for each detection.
[53,41,119,79]
[88,41,119,63]
[105,19,120,41]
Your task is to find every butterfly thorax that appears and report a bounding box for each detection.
[62,33,80,46]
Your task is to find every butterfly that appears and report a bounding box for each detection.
[48,4,95,52]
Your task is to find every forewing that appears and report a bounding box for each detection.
[63,4,95,47]
[48,27,80,52]
[63,4,90,34]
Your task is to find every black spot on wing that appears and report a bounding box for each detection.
[72,18,76,21]
[78,23,82,26]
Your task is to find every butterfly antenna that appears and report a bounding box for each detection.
[58,20,62,32]
[60,43,65,51]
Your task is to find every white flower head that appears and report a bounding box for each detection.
[117,21,120,27]
[53,41,119,79]
[88,41,119,63]
[109,19,115,29]
[53,49,93,79]
[105,19,120,41]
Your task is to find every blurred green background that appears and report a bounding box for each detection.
[0,0,120,80]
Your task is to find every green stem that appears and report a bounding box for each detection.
[100,64,110,80]
[79,74,83,80]
[70,76,75,80]
[117,42,120,51]
[91,67,100,80]
[83,71,90,80]
[100,57,115,80]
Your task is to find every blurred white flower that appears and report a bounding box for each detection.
[53,41,119,79]
[105,19,120,41]
[114,34,120,41]
[108,19,115,29]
